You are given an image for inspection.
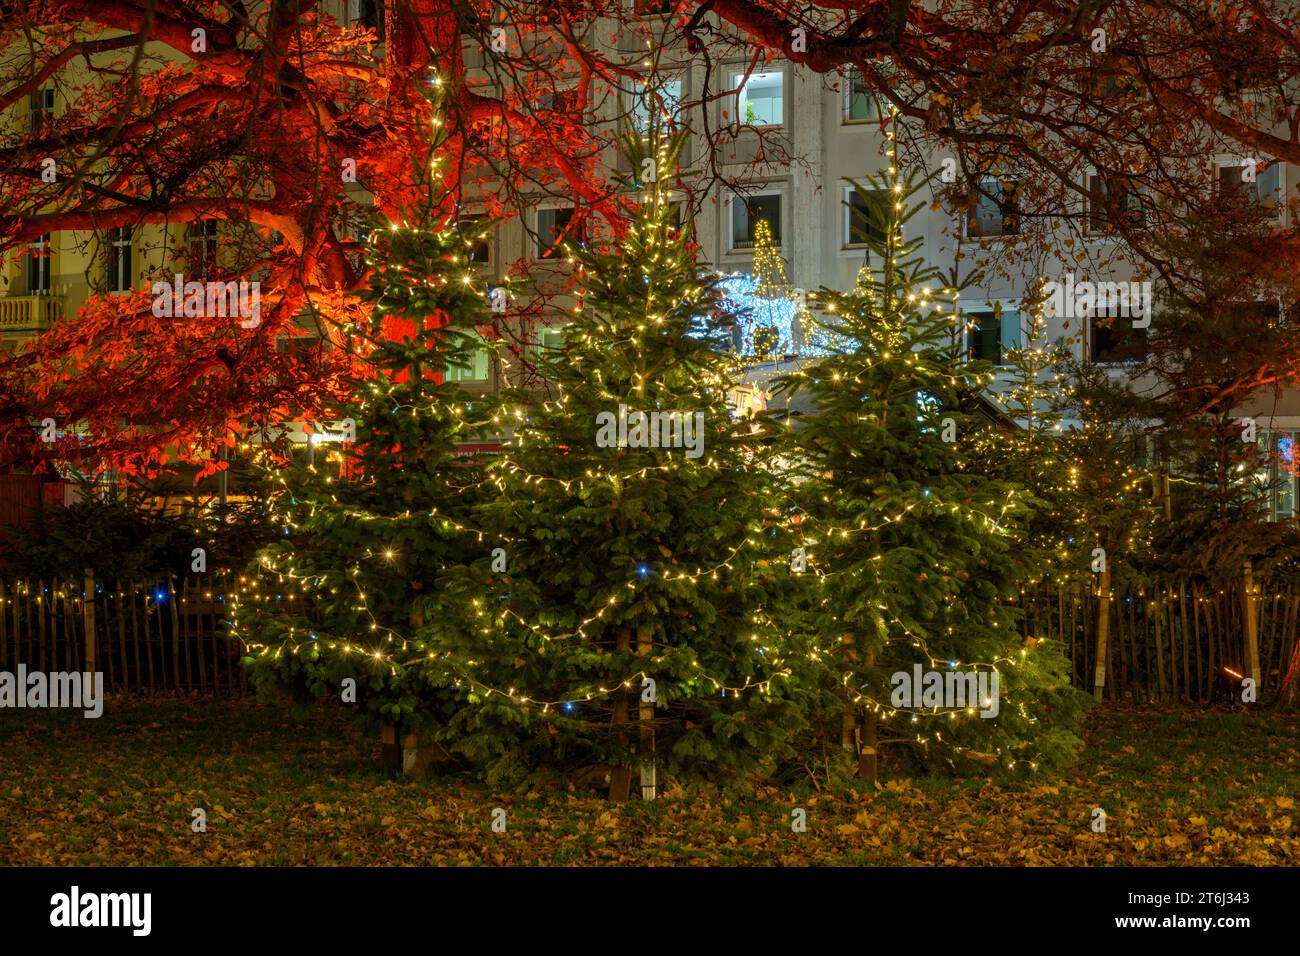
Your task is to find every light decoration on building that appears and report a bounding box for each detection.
[715,254,847,360]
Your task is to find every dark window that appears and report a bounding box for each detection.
[1089,310,1148,364]
[1217,161,1281,216]
[105,227,133,293]
[845,189,885,247]
[967,311,1004,364]
[1087,173,1146,233]
[536,206,580,259]
[347,0,385,39]
[459,214,492,264]
[540,86,579,117]
[1234,300,1282,327]
[731,194,781,249]
[29,88,54,133]
[186,219,219,280]
[25,234,51,295]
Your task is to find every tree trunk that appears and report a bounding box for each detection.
[636,625,656,800]
[607,626,633,802]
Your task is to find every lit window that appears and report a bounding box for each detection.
[730,194,781,250]
[1254,431,1297,521]
[734,72,783,127]
[444,337,490,382]
[536,327,565,354]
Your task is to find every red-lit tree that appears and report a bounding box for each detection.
[0,0,630,474]
[4,0,1300,477]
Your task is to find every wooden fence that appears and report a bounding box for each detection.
[1,572,1297,705]
[0,575,247,695]
[1022,574,1300,704]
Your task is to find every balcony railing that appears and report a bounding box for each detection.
[0,295,63,331]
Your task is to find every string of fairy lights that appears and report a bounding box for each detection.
[230,111,1080,771]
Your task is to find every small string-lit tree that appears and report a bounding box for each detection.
[777,141,1088,781]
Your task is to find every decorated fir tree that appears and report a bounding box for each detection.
[776,155,1088,778]
[238,134,499,766]
[971,295,1080,581]
[427,130,808,792]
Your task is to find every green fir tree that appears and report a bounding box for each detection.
[428,129,808,790]
[239,91,499,750]
[777,159,1089,777]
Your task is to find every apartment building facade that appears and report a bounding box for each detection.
[4,1,1298,515]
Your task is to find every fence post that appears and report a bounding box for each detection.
[1093,565,1112,701]
[82,569,96,698]
[1243,560,1261,695]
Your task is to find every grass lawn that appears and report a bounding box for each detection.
[0,698,1296,866]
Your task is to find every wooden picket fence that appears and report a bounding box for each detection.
[1022,575,1300,704]
[1,572,1297,705]
[0,575,248,695]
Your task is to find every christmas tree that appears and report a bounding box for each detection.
[776,146,1088,778]
[971,294,1080,582]
[238,88,499,766]
[426,129,808,793]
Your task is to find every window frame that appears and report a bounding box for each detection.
[964,303,1022,367]
[442,331,493,384]
[842,184,886,250]
[104,226,134,294]
[346,0,385,39]
[457,211,494,267]
[25,233,52,295]
[29,87,54,133]
[727,190,783,253]
[841,66,889,124]
[630,75,683,132]
[533,201,582,261]
[534,325,566,358]
[1214,154,1284,224]
[1085,169,1149,235]
[965,176,1020,240]
[731,69,785,129]
[185,219,219,280]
